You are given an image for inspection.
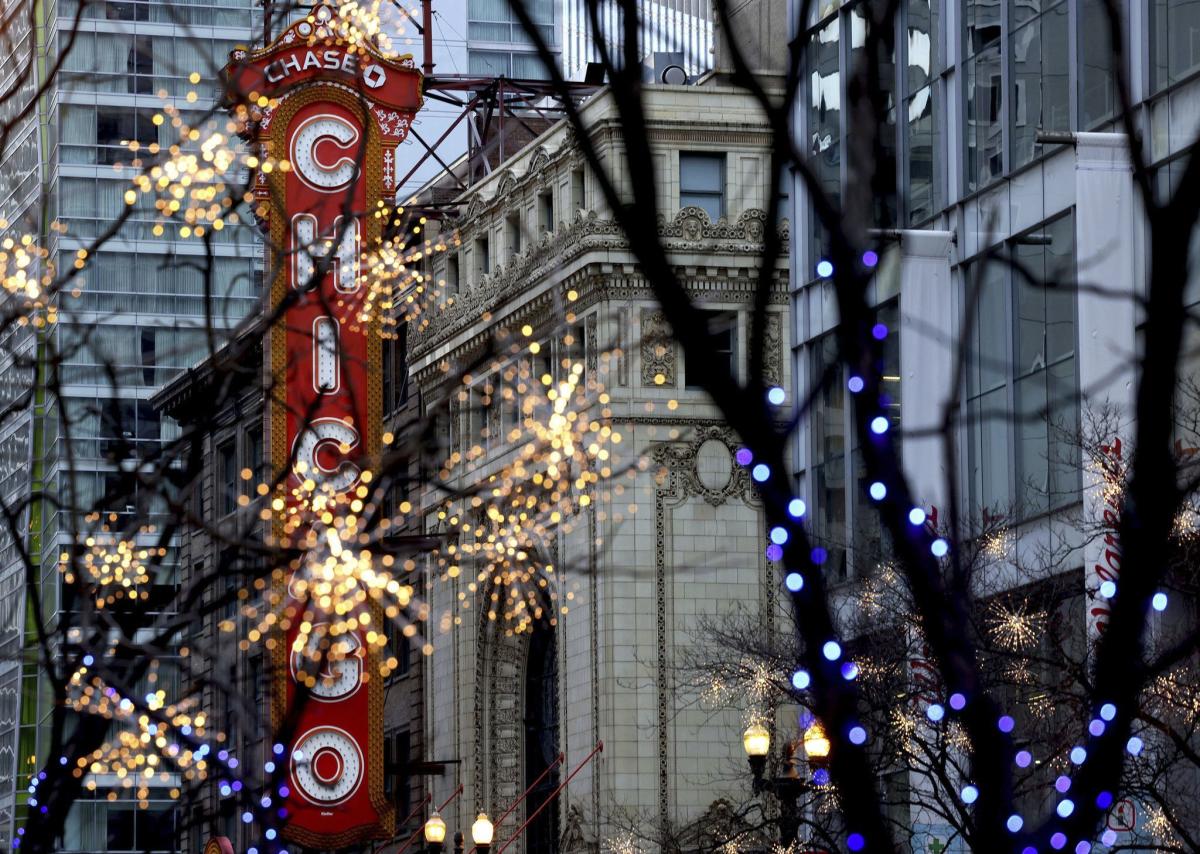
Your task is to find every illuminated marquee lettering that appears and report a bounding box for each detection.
[266,49,359,83]
[292,215,359,292]
[224,5,421,847]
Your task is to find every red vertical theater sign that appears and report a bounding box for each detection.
[223,6,421,847]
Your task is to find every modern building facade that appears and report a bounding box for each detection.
[407,80,789,851]
[0,0,261,848]
[786,0,1200,847]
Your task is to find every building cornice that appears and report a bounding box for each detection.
[409,206,789,378]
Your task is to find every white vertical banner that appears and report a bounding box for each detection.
[1074,133,1138,669]
[896,230,960,854]
[1074,133,1143,845]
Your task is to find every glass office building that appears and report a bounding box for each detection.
[0,0,260,849]
[789,0,1200,576]
[787,3,1200,844]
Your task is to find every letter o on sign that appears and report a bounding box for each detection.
[292,726,364,805]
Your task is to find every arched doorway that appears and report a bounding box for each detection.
[523,620,559,852]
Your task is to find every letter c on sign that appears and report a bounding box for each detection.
[292,417,361,493]
[289,114,360,192]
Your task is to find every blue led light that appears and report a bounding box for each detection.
[849,725,867,744]
[847,833,865,851]
[791,670,811,690]
[1102,830,1118,847]
[1071,746,1087,764]
[841,661,860,680]
[932,538,949,557]
[1057,799,1075,818]
[949,693,966,710]
[1051,833,1068,850]
[785,572,804,592]
[811,547,828,564]
[1075,842,1091,854]
[1096,791,1114,809]
[1100,703,1117,721]
[789,498,807,517]
[767,386,786,405]
[961,785,979,804]
[735,448,754,466]
[752,464,770,482]
[241,812,253,824]
[863,250,879,267]
[872,323,888,340]
[1152,592,1168,611]
[266,829,277,841]
[770,527,788,544]
[908,507,927,525]
[1127,736,1143,755]
[926,704,945,722]
[848,375,865,393]
[870,416,889,434]
[812,767,830,786]
[822,640,842,660]
[1089,719,1105,736]
[998,715,1015,733]
[1055,776,1071,793]
[816,260,834,278]
[1099,580,1116,598]
[1007,815,1024,833]
[869,481,887,500]
[766,544,784,561]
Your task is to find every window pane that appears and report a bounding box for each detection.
[812,336,845,464]
[680,153,725,220]
[966,0,1001,53]
[679,154,723,193]
[813,457,847,576]
[969,262,1008,397]
[970,386,1012,518]
[906,85,937,223]
[1015,238,1047,377]
[1048,356,1079,506]
[1152,0,1200,90]
[1045,213,1077,364]
[1015,372,1049,517]
[1011,3,1069,169]
[1079,0,1115,127]
[907,0,938,89]
[967,44,1002,190]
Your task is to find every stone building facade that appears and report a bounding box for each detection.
[406,82,790,851]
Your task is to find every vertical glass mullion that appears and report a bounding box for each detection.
[1000,0,1010,176]
[1067,0,1079,130]
[1005,243,1018,517]
[897,0,909,214]
[839,4,849,196]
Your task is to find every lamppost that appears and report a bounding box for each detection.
[424,810,447,853]
[453,831,465,854]
[742,722,830,846]
[471,813,494,853]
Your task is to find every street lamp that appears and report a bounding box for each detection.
[472,812,495,853]
[424,810,447,853]
[453,831,465,854]
[741,724,803,847]
[803,720,831,761]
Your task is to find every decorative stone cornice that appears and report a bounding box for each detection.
[409,206,789,365]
